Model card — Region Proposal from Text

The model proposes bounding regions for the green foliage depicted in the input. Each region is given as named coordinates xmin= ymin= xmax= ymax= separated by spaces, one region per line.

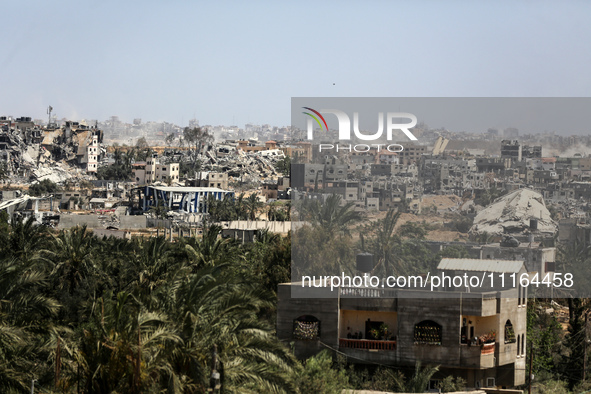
xmin=436 ymin=245 xmax=470 ymax=259
xmin=276 ymin=155 xmax=291 ymax=176
xmin=148 ymin=200 xmax=170 ymax=219
xmin=247 ymin=229 xmax=291 ymax=296
xmin=562 ymin=298 xmax=587 ymax=389
xmin=527 ymin=302 xmax=563 ymax=379
xmin=361 ymin=210 xmax=434 ymax=277
xmin=475 ymin=231 xmax=495 ymax=244
xmin=183 ymin=126 xmax=213 ymax=177
xmin=349 ymin=366 xmax=406 ymax=392
xmin=179 ymin=159 xmax=201 ymax=177
xmin=96 ymin=148 xmax=133 ymax=181
xmin=350 ymin=362 xmax=439 ymax=393
xmin=532 ymin=379 xmax=569 ymax=394
xmin=572 ymin=379 xmax=591 ymax=393
xmin=136 ymin=136 xmax=149 ymax=149
xmin=296 ymin=194 xmax=361 ymax=237
xmin=436 ymin=375 xmax=467 ymax=392
xmin=268 ymin=201 xmax=291 ymax=221
xmin=29 ymin=179 xmax=60 ymax=196
xmin=292 ymin=224 xmax=357 ymax=277
xmin=294 ymin=350 xmax=349 ymax=394
xmin=404 ymin=362 xmax=439 ymax=393
xmin=0 ymin=219 xmax=299 ymax=393
xmin=207 ymin=192 xmax=263 ymax=222
xmin=449 ymin=215 xmax=473 ymax=233
xmin=557 ymin=241 xmax=591 ymax=290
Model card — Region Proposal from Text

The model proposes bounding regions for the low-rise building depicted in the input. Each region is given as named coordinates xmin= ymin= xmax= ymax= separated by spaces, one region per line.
xmin=133 ymin=185 xmax=233 ymax=213
xmin=277 ymin=258 xmax=528 ymax=389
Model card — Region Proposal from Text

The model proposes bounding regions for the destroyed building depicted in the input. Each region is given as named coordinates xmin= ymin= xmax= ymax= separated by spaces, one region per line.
xmin=0 ymin=116 xmax=104 ymax=180
xmin=470 ymin=188 xmax=557 ymax=236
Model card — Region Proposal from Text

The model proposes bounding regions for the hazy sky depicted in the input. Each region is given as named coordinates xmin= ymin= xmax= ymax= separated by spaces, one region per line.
xmin=2 ymin=1 xmax=591 ymax=127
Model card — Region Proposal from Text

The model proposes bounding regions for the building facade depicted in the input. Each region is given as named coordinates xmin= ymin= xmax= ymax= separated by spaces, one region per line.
xmin=277 ymin=259 xmax=528 ymax=389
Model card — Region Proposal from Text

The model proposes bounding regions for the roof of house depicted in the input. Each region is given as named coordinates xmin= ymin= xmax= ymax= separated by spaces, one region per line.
xmin=437 ymin=258 xmax=525 ymax=273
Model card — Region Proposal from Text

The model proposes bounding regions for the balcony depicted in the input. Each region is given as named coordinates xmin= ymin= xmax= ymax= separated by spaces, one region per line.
xmin=481 ymin=342 xmax=495 ymax=355
xmin=339 ymin=338 xmax=396 ymax=351
xmin=459 ymin=343 xmax=496 ymax=368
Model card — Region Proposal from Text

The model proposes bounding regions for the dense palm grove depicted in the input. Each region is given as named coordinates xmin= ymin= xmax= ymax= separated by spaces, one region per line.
xmin=0 ymin=213 xmax=296 ymax=393
xmin=4 ymin=196 xmax=591 ymax=393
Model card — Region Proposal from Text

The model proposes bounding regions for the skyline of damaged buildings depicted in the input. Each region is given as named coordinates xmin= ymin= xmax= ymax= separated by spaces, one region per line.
xmin=1 ymin=112 xmax=591 ymax=240
xmin=2 ymin=111 xmax=591 ymax=389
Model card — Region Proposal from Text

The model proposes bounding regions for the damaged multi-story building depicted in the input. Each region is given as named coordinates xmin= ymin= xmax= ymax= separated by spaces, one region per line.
xmin=0 ymin=116 xmax=104 ymax=178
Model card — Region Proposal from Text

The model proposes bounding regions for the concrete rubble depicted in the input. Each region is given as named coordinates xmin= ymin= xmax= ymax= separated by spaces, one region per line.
xmin=470 ymin=188 xmax=557 ymax=235
xmin=191 ymin=145 xmax=283 ymax=186
xmin=0 ymin=117 xmax=102 ymax=185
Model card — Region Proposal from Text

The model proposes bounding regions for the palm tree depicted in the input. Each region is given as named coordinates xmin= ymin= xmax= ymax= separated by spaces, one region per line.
xmin=403 ymin=362 xmax=440 ymax=393
xmin=245 ymin=193 xmax=263 ymax=221
xmin=367 ymin=209 xmax=402 ymax=277
xmin=170 ymin=265 xmax=298 ymax=392
xmin=251 ymin=230 xmax=291 ymax=295
xmin=234 ymin=192 xmax=248 ymax=220
xmin=49 ymin=225 xmax=97 ymax=295
xmin=207 ymin=193 xmax=243 ymax=222
xmin=113 ymin=148 xmax=123 ymax=166
xmin=302 ymin=194 xmax=360 ymax=237
xmin=126 ymin=236 xmax=176 ymax=309
xmin=5 ymin=216 xmax=51 ymax=263
xmin=268 ymin=201 xmax=291 ymax=221
xmin=0 ymin=257 xmax=60 ymax=393
xmin=183 ymin=224 xmax=242 ymax=269
xmin=75 ymin=291 xmax=181 ymax=393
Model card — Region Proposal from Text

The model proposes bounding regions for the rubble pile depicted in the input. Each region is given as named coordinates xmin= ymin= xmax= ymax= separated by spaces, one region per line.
xmin=470 ymin=188 xmax=557 ymax=235
xmin=32 ymin=165 xmax=74 ymax=183
xmin=0 ymin=120 xmax=103 ymax=186
xmin=198 ymin=148 xmax=282 ymax=186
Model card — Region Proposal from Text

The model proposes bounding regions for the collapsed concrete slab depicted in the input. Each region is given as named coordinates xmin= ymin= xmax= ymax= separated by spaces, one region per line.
xmin=470 ymin=188 xmax=556 ymax=235
xmin=32 ymin=165 xmax=73 ymax=183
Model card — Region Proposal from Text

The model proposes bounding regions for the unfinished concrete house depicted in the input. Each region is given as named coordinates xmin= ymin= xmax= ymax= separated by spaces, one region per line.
xmin=277 ymin=258 xmax=527 ymax=390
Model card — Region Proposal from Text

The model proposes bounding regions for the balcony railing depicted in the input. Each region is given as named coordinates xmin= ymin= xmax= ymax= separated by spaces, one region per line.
xmin=340 ymin=287 xmax=397 ymax=298
xmin=339 ymin=338 xmax=396 ymax=351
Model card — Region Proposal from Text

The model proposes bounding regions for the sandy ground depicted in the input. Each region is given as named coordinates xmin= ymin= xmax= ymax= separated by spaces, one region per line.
xmin=360 ymin=210 xmax=469 ymax=243
xmin=421 ymin=194 xmax=464 ymax=211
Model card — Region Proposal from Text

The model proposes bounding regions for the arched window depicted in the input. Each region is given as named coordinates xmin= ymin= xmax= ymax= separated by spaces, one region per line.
xmin=505 ymin=320 xmax=516 ymax=343
xmin=521 ymin=334 xmax=525 ymax=355
xmin=293 ymin=315 xmax=321 ymax=340
xmin=414 ymin=320 xmax=442 ymax=345
xmin=517 ymin=335 xmax=520 ymax=357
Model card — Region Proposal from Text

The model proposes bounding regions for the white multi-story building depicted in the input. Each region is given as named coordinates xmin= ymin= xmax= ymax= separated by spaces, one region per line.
xmin=133 ymin=154 xmax=180 ymax=184
xmin=86 ymin=134 xmax=99 ymax=173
